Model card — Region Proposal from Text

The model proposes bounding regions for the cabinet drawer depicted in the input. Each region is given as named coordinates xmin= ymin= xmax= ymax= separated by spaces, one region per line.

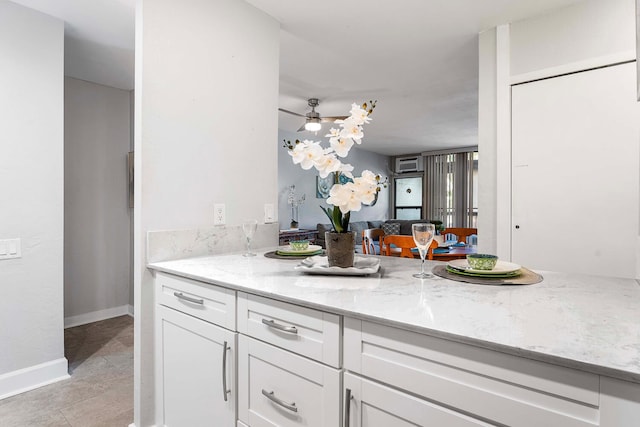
xmin=156 ymin=272 xmax=236 ymax=330
xmin=238 ymin=335 xmax=340 ymax=427
xmin=345 ymin=318 xmax=600 ymax=427
xmin=237 ymin=293 xmax=340 ymax=367
xmin=344 ymin=372 xmax=493 ymax=427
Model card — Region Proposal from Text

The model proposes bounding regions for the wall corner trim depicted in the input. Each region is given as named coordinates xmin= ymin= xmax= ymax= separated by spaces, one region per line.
xmin=0 ymin=358 xmax=69 ymax=400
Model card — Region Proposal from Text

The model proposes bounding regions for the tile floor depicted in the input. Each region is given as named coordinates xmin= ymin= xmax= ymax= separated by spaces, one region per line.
xmin=0 ymin=315 xmax=134 ymax=427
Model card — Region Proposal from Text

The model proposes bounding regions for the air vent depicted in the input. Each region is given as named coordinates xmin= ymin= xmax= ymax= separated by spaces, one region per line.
xmin=395 ymin=157 xmax=423 ymax=173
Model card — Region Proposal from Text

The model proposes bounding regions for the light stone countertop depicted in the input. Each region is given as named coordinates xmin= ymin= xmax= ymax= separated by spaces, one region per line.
xmin=148 ymin=251 xmax=640 ymax=383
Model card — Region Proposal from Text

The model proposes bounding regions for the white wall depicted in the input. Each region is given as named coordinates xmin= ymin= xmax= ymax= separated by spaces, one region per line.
xmin=278 ymin=129 xmax=391 ymax=231
xmin=64 ymin=77 xmax=132 ymax=326
xmin=134 ymin=0 xmax=279 ymax=424
xmin=0 ymin=0 xmax=67 ymax=397
xmin=510 ymin=0 xmax=636 ymax=76
xmin=478 ymin=0 xmax=638 ymax=258
xmin=477 ymin=28 xmax=498 ymax=255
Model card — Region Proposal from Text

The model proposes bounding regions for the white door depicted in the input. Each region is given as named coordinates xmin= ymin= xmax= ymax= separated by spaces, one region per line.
xmin=511 ymin=62 xmax=639 ymax=277
xmin=157 ymin=305 xmax=236 ymax=427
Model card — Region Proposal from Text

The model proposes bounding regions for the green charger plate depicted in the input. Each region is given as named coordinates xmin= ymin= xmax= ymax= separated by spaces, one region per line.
xmin=446 ymin=265 xmax=521 ymax=279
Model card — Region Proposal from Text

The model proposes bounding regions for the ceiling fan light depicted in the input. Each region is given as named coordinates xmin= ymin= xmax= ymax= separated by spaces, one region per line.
xmin=305 ymin=121 xmax=322 ymax=132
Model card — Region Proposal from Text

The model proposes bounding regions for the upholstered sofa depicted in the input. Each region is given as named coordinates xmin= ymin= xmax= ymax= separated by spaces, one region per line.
xmin=316 ymin=219 xmax=428 ymax=252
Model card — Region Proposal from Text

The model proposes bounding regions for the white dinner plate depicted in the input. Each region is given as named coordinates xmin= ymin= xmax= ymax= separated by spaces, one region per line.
xmin=447 ymin=259 xmax=521 ymax=275
xmin=277 ymin=244 xmax=322 ymax=255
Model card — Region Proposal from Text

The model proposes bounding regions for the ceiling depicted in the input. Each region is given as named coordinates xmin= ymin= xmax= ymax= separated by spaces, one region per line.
xmin=10 ymin=0 xmax=135 ymax=90
xmin=10 ymin=0 xmax=584 ymax=155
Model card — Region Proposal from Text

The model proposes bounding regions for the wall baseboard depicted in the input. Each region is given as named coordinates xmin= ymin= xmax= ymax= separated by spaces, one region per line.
xmin=0 ymin=357 xmax=69 ymax=400
xmin=127 ymin=304 xmax=135 ymax=317
xmin=64 ymin=305 xmax=132 ymax=329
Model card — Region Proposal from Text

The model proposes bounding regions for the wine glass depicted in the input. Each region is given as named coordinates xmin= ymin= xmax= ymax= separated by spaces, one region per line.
xmin=412 ymin=223 xmax=435 ymax=279
xmin=242 ymin=220 xmax=258 ymax=257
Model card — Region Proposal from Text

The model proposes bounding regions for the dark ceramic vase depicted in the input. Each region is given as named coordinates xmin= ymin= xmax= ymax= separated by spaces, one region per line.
xmin=325 ymin=231 xmax=356 ymax=267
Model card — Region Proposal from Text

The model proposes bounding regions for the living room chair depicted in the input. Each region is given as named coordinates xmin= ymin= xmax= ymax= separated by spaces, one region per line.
xmin=442 ymin=227 xmax=477 ymax=244
xmin=380 ymin=235 xmax=417 ymax=258
xmin=362 ymin=228 xmax=385 ymax=255
xmin=426 ymin=239 xmax=439 ymax=260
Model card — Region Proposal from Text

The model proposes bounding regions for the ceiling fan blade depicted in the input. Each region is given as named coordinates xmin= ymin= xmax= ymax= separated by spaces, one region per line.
xmin=279 ymin=108 xmax=306 ymax=118
xmin=296 ymin=123 xmax=307 ymax=132
xmin=320 ymin=115 xmax=349 ymax=123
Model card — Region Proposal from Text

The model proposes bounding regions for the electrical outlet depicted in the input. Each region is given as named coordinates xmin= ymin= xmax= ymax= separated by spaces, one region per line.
xmin=264 ymin=203 xmax=275 ymax=223
xmin=214 ymin=203 xmax=225 ymax=225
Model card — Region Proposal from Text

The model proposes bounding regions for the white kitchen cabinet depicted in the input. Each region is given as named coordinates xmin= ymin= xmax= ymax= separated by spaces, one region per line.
xmin=156 ymin=305 xmax=237 ymax=427
xmin=345 ymin=318 xmax=601 ymax=427
xmin=343 ymin=372 xmax=492 ymax=427
xmin=151 ymin=267 xmax=640 ymax=427
xmin=237 ymin=334 xmax=341 ymax=427
xmin=155 ymin=272 xmax=237 ymax=427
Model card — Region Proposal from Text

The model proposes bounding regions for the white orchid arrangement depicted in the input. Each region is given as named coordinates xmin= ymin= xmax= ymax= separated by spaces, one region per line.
xmin=287 ymin=101 xmax=378 ymax=233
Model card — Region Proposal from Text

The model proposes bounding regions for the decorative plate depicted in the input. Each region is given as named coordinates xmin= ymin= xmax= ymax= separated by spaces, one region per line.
xmin=445 ymin=265 xmax=521 ymax=279
xmin=294 ymin=256 xmax=380 ymax=276
xmin=276 ymin=244 xmax=323 ymax=256
xmin=447 ymin=259 xmax=521 ymax=275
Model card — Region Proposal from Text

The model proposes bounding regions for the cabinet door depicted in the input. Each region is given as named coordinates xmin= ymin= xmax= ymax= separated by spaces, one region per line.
xmin=511 ymin=62 xmax=639 ymax=277
xmin=343 ymin=373 xmax=493 ymax=427
xmin=156 ymin=305 xmax=236 ymax=427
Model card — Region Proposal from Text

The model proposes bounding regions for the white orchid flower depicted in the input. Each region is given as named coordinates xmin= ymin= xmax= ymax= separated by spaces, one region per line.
xmin=330 ymin=136 xmax=354 ymax=157
xmin=353 ymin=172 xmax=378 ymax=205
xmin=340 ymin=119 xmax=364 ymax=143
xmin=349 ymin=103 xmax=372 ymax=125
xmin=325 ymin=128 xmax=340 ymax=138
xmin=287 ymin=100 xmax=379 ymax=231
xmin=314 ymin=153 xmax=342 ymax=178
xmin=327 ymin=182 xmax=363 ymax=213
xmin=289 ymin=140 xmax=324 ymax=170
xmin=338 ymin=163 xmax=354 ymax=178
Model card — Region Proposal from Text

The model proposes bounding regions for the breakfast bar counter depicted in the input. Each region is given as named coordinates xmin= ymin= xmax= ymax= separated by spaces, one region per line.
xmin=148 ymin=251 xmax=640 ymax=384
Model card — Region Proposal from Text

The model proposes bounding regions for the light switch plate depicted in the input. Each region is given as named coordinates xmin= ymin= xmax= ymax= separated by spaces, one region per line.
xmin=0 ymin=238 xmax=21 ymax=260
xmin=264 ymin=203 xmax=275 ymax=223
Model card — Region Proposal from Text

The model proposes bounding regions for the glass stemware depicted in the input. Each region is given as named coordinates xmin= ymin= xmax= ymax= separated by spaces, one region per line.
xmin=412 ymin=223 xmax=435 ymax=278
xmin=242 ymin=220 xmax=258 ymax=257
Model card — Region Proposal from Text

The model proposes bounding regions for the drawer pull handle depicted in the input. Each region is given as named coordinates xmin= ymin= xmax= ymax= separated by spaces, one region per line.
xmin=222 ymin=341 xmax=230 ymax=402
xmin=261 ymin=318 xmax=298 ymax=334
xmin=261 ymin=389 xmax=298 ymax=413
xmin=345 ymin=388 xmax=353 ymax=427
xmin=173 ymin=292 xmax=204 ymax=305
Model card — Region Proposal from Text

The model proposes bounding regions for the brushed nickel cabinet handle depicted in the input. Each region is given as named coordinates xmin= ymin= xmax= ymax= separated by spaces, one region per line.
xmin=222 ymin=341 xmax=230 ymax=402
xmin=345 ymin=388 xmax=353 ymax=427
xmin=261 ymin=318 xmax=298 ymax=334
xmin=261 ymin=389 xmax=298 ymax=412
xmin=173 ymin=292 xmax=203 ymax=305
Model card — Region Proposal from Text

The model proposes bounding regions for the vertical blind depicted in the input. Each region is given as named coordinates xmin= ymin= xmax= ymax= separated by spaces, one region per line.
xmin=424 ymin=152 xmax=477 ymax=228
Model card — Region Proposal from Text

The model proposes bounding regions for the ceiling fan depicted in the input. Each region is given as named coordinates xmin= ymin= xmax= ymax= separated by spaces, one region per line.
xmin=278 ymin=98 xmax=348 ymax=132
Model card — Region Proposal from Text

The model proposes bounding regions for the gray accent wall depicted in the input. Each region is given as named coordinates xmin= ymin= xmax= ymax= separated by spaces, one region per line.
xmin=64 ymin=77 xmax=132 ymax=322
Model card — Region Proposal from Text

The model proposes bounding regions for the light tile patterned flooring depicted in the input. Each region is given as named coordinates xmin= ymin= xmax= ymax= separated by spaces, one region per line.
xmin=0 ymin=315 xmax=134 ymax=427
